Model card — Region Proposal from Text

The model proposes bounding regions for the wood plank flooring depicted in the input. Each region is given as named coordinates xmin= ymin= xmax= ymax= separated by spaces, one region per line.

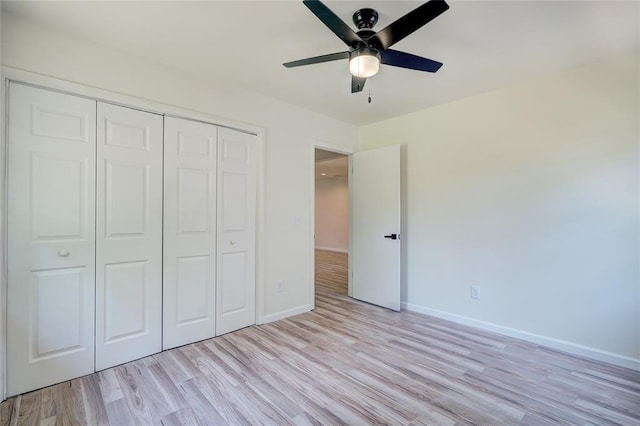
xmin=2 ymin=249 xmax=639 ymax=425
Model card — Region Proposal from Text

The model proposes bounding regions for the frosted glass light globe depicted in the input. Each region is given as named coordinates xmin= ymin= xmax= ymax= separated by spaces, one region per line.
xmin=349 ymin=49 xmax=381 ymax=78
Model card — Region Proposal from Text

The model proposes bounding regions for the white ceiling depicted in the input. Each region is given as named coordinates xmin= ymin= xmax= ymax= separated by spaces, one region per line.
xmin=3 ymin=1 xmax=638 ymax=126
xmin=316 ymin=155 xmax=349 ymax=179
xmin=316 ymin=148 xmax=346 ymax=162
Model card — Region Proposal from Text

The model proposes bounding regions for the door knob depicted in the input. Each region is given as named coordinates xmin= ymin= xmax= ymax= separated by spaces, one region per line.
xmin=384 ymin=234 xmax=398 ymax=240
xmin=58 ymin=249 xmax=70 ymax=257
xmin=230 ymin=240 xmax=236 ymax=245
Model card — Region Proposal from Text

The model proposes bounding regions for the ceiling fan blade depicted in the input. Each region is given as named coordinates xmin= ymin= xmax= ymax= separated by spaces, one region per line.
xmin=351 ymin=76 xmax=366 ymax=93
xmin=283 ymin=51 xmax=350 ymax=68
xmin=303 ymin=0 xmax=364 ymax=47
xmin=381 ymin=49 xmax=443 ymax=73
xmin=370 ymin=0 xmax=449 ymax=50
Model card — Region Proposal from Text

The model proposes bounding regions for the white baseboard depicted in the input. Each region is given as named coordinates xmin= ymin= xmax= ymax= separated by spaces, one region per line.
xmin=260 ymin=304 xmax=312 ymax=324
xmin=402 ymin=302 xmax=640 ymax=371
xmin=315 ymin=246 xmax=348 ymax=253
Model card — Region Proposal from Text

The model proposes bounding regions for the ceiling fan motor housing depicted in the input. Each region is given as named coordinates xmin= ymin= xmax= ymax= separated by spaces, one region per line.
xmin=350 ymin=46 xmax=381 ymax=61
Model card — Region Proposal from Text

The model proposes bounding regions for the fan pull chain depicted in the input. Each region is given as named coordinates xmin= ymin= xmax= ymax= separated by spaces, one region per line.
xmin=368 ymin=90 xmax=372 ymax=104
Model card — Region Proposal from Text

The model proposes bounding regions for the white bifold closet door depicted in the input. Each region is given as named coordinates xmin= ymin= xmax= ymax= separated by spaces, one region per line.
xmin=163 ymin=117 xmax=217 ymax=350
xmin=6 ymin=83 xmax=256 ymax=395
xmin=7 ymin=83 xmax=97 ymax=396
xmin=95 ymin=103 xmax=163 ymax=370
xmin=216 ymin=127 xmax=257 ymax=335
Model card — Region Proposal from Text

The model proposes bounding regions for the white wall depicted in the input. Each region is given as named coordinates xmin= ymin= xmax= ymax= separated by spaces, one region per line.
xmin=360 ymin=52 xmax=640 ymax=365
xmin=0 ymin=11 xmax=358 ymax=323
xmin=315 ymin=176 xmax=349 ymax=252
xmin=0 ymin=5 xmax=5 ymax=400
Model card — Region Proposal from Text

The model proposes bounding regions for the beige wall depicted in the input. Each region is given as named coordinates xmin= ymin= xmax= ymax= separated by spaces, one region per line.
xmin=360 ymin=52 xmax=639 ymax=363
xmin=315 ymin=176 xmax=349 ymax=252
xmin=0 ymin=11 xmax=358 ymax=324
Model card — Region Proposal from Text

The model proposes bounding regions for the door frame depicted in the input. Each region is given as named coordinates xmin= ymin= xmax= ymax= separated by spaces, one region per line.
xmin=0 ymin=67 xmax=267 ymax=400
xmin=309 ymin=141 xmax=354 ymax=309
xmin=0 ymin=73 xmax=8 ymax=402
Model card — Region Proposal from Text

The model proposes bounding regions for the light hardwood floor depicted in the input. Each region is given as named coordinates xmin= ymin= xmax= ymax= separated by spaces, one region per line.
xmin=1 ymin=249 xmax=639 ymax=425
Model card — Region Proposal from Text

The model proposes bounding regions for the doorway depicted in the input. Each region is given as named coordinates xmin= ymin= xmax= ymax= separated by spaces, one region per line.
xmin=313 ymin=148 xmax=350 ymax=304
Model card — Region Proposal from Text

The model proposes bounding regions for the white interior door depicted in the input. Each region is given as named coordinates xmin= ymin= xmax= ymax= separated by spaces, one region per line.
xmin=352 ymin=145 xmax=401 ymax=311
xmin=163 ymin=117 xmax=217 ymax=350
xmin=7 ymin=84 xmax=96 ymax=396
xmin=216 ymin=127 xmax=257 ymax=335
xmin=95 ymin=103 xmax=163 ymax=370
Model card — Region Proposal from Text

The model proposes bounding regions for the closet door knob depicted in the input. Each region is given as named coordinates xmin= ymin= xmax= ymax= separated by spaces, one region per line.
xmin=58 ymin=250 xmax=70 ymax=257
xmin=230 ymin=240 xmax=236 ymax=245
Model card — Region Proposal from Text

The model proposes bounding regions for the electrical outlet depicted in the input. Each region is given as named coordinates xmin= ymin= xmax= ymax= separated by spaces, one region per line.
xmin=470 ymin=286 xmax=480 ymax=300
xmin=277 ymin=280 xmax=284 ymax=293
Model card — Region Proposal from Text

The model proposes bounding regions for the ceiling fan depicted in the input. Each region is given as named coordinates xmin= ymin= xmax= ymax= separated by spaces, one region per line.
xmin=283 ymin=0 xmax=450 ymax=93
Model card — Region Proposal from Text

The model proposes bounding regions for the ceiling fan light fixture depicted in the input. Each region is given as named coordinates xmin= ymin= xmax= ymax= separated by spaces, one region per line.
xmin=283 ymin=0 xmax=449 ymax=93
xmin=349 ymin=48 xmax=381 ymax=78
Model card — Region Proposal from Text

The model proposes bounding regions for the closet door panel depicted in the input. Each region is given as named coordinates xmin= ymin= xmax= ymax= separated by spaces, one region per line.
xmin=96 ymin=103 xmax=163 ymax=370
xmin=216 ymin=128 xmax=256 ymax=335
xmin=105 ymin=161 xmax=147 ymax=236
xmin=163 ymin=117 xmax=217 ymax=350
xmin=7 ymin=84 xmax=96 ymax=396
xmin=104 ymin=261 xmax=148 ymax=341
